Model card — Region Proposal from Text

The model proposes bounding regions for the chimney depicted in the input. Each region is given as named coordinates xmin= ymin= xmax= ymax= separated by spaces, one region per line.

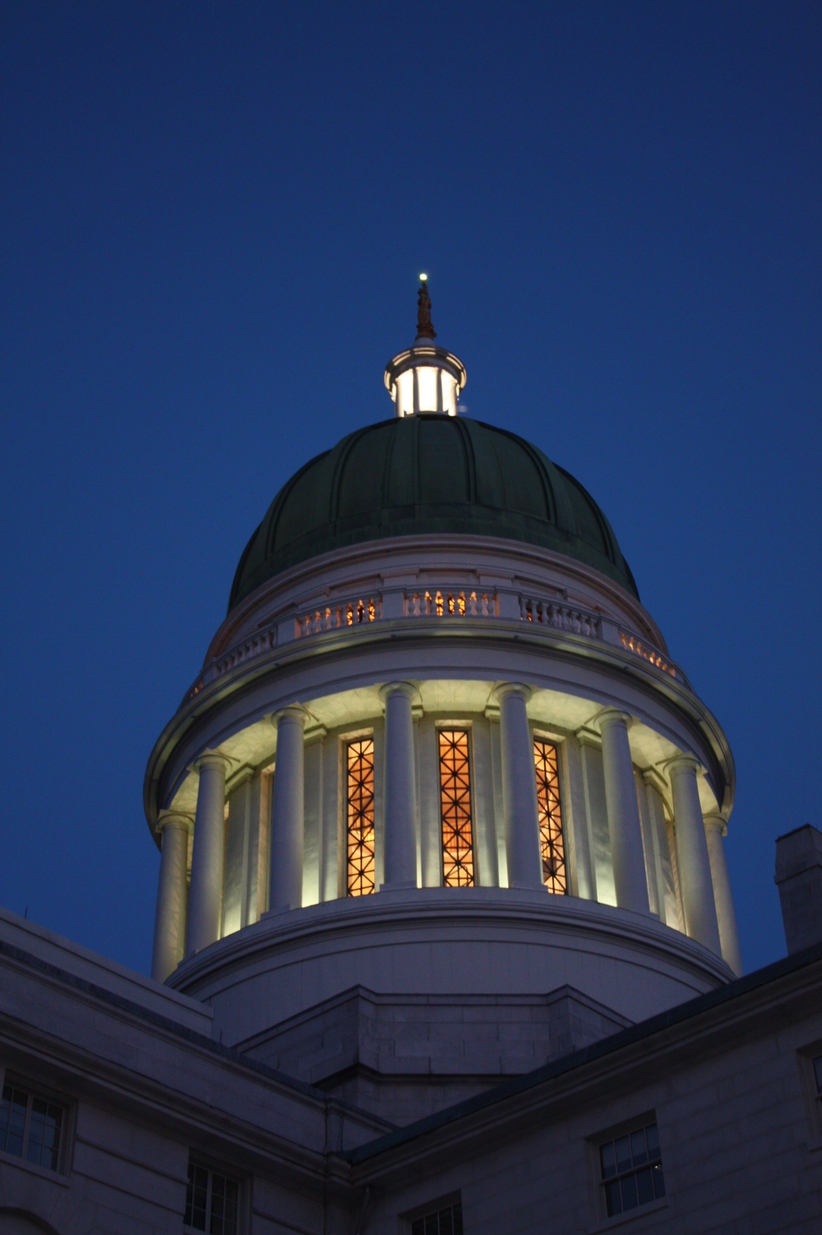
xmin=775 ymin=824 xmax=822 ymax=954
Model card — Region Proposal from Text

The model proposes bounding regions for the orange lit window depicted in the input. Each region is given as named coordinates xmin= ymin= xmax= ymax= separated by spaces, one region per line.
xmin=439 ymin=729 xmax=475 ymax=887
xmin=534 ymin=738 xmax=566 ymax=893
xmin=346 ymin=738 xmax=375 ymax=896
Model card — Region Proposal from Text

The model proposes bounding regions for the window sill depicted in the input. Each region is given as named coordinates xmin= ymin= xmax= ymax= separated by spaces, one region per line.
xmin=0 ymin=1148 xmax=69 ymax=1185
xmin=588 ymin=1197 xmax=669 ymax=1233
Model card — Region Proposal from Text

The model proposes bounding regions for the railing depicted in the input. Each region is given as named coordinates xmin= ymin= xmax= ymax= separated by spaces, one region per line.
xmin=181 ymin=585 xmax=683 ymax=706
xmin=406 ymin=589 xmax=497 ymax=618
xmin=296 ymin=596 xmax=381 ymax=638
xmin=619 ymin=631 xmax=676 ymax=678
xmin=214 ymin=628 xmax=277 ymax=675
xmin=520 ymin=597 xmax=600 ymax=638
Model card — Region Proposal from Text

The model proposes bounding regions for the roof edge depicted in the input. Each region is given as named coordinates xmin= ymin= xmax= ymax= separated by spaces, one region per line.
xmin=342 ymin=940 xmax=820 ymax=1165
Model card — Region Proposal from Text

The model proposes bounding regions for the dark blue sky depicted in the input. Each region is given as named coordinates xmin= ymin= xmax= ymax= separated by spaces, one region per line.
xmin=1 ymin=2 xmax=819 ymax=976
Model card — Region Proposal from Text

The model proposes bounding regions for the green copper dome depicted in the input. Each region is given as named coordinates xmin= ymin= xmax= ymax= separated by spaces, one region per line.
xmin=229 ymin=415 xmax=638 ymax=610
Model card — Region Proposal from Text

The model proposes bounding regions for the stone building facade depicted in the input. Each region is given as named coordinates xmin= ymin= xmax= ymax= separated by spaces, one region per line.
xmin=2 ymin=285 xmax=821 ymax=1233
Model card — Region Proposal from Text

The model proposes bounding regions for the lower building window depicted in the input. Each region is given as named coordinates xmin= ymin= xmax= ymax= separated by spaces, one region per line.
xmin=599 ymin=1121 xmax=665 ymax=1216
xmin=346 ymin=737 xmax=376 ymax=896
xmin=184 ymin=1160 xmax=239 ymax=1235
xmin=411 ymin=1198 xmax=463 ymax=1235
xmin=533 ymin=738 xmax=567 ymax=893
xmin=0 ymin=1081 xmax=63 ymax=1171
xmin=439 ymin=730 xmax=474 ymax=887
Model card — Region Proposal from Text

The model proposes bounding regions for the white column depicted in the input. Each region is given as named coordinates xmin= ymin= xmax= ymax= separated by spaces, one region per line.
xmin=599 ymin=710 xmax=649 ymax=914
xmin=497 ymin=684 xmax=543 ymax=890
xmin=704 ymin=814 xmax=743 ymax=974
xmin=668 ymin=756 xmax=722 ymax=955
xmin=270 ymin=706 xmax=307 ymax=912
xmin=380 ymin=683 xmax=418 ymax=889
xmin=187 ymin=753 xmax=231 ymax=955
xmin=151 ymin=812 xmax=192 ymax=982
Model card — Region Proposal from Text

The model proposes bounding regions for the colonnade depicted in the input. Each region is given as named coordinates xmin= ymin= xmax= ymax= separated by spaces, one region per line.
xmin=151 ymin=685 xmax=742 ymax=982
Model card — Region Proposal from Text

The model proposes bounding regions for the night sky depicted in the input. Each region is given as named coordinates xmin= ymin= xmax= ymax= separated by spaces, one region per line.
xmin=1 ymin=2 xmax=819 ymax=977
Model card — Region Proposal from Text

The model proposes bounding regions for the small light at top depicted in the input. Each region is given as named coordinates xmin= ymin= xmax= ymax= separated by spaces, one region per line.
xmin=419 ymin=272 xmax=428 ymax=282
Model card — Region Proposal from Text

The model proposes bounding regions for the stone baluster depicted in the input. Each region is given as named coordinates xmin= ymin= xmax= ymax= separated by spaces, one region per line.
xmin=269 ymin=706 xmax=307 ymax=912
xmin=380 ymin=683 xmax=418 ymax=889
xmin=704 ymin=813 xmax=743 ymax=974
xmin=187 ymin=752 xmax=232 ymax=956
xmin=151 ymin=811 xmax=192 ymax=982
xmin=668 ymin=756 xmax=722 ymax=955
xmin=599 ymin=710 xmax=650 ymax=914
xmin=496 ymin=684 xmax=543 ymax=890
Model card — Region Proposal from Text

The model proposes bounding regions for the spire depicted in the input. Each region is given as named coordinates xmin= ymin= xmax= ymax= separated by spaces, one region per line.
xmin=384 ymin=277 xmax=466 ymax=418
xmin=416 ymin=274 xmax=436 ymax=341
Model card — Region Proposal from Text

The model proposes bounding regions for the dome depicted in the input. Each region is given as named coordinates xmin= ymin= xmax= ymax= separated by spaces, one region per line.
xmin=229 ymin=415 xmax=638 ymax=610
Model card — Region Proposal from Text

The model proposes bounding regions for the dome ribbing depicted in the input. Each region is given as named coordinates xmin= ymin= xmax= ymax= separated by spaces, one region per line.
xmin=229 ymin=416 xmax=638 ymax=610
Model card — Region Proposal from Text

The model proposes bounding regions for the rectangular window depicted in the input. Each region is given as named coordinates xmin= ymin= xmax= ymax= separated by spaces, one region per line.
xmin=599 ymin=1121 xmax=665 ymax=1217
xmin=184 ymin=1160 xmax=240 ymax=1235
xmin=346 ymin=737 xmax=376 ymax=896
xmin=533 ymin=738 xmax=567 ymax=894
xmin=439 ymin=729 xmax=474 ymax=887
xmin=0 ymin=1082 xmax=64 ymax=1171
xmin=411 ymin=1199 xmax=463 ymax=1235
xmin=814 ymin=1055 xmax=822 ymax=1095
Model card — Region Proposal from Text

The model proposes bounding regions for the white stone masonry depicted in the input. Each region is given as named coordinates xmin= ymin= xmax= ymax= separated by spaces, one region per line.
xmin=269 ymin=706 xmax=307 ymax=911
xmin=599 ymin=710 xmax=650 ymax=915
xmin=669 ymin=755 xmax=722 ymax=955
xmin=151 ymin=811 xmax=191 ymax=981
xmin=187 ymin=753 xmax=231 ymax=955
xmin=380 ymin=682 xmax=418 ymax=889
xmin=497 ymin=684 xmax=543 ymax=890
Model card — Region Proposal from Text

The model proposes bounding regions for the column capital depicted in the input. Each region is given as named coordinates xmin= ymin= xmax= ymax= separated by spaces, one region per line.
xmin=703 ymin=812 xmax=728 ymax=837
xmin=492 ymin=682 xmax=532 ymax=705
xmin=665 ymin=753 xmax=703 ymax=777
xmin=193 ymin=750 xmax=233 ymax=775
xmin=642 ymin=765 xmax=668 ymax=796
xmin=379 ymin=681 xmax=418 ymax=706
xmin=155 ymin=810 xmax=194 ymax=837
xmin=271 ymin=703 xmax=309 ymax=728
xmin=575 ymin=724 xmax=602 ymax=750
xmin=596 ymin=708 xmax=633 ymax=733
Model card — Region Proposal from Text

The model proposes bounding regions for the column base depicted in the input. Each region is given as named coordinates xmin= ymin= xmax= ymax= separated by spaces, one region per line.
xmin=379 ymin=881 xmax=418 ymax=893
xmin=264 ymin=902 xmax=302 ymax=918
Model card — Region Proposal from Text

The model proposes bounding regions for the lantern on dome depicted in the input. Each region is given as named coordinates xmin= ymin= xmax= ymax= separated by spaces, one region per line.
xmin=384 ymin=275 xmax=467 ymax=417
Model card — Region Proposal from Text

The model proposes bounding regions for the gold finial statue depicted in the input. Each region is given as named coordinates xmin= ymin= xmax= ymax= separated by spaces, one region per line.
xmin=416 ymin=274 xmax=436 ymax=341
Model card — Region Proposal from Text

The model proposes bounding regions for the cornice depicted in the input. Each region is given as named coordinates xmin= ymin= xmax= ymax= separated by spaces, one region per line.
xmin=0 ymin=939 xmax=387 ymax=1182
xmin=143 ymin=615 xmax=734 ymax=831
xmin=167 ymin=885 xmax=732 ymax=998
xmin=207 ymin=532 xmax=668 ymax=663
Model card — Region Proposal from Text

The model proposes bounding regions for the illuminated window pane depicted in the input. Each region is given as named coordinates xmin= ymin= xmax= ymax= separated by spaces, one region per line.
xmin=347 ymin=738 xmax=376 ymax=897
xmin=439 ymin=730 xmax=474 ymax=887
xmin=417 ymin=365 xmax=439 ymax=411
xmin=534 ymin=738 xmax=567 ymax=894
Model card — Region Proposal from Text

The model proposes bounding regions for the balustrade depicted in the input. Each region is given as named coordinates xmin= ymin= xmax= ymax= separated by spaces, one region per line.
xmin=180 ymin=585 xmax=682 ymax=709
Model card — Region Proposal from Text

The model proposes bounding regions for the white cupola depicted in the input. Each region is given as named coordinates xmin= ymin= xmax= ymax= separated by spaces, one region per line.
xmin=383 ymin=275 xmax=467 ymax=417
